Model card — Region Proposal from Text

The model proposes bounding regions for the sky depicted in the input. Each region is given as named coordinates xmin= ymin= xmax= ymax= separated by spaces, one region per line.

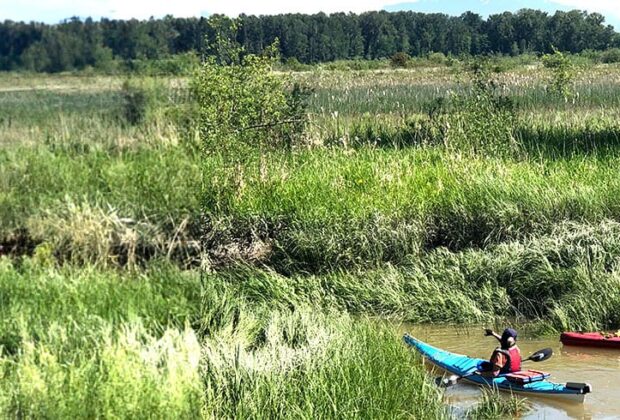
xmin=1 ymin=0 xmax=619 ymax=29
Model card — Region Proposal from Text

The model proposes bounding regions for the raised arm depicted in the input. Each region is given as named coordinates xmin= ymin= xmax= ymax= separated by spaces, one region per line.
xmin=484 ymin=329 xmax=502 ymax=343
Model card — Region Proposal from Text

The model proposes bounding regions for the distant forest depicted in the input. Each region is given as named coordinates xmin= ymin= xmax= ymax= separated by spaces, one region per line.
xmin=1 ymin=9 xmax=619 ymax=72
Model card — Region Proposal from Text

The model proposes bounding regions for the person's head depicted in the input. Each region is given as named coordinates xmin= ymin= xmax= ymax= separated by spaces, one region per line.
xmin=501 ymin=328 xmax=517 ymax=349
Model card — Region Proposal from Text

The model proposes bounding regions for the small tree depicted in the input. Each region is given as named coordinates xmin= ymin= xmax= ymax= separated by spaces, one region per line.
xmin=193 ymin=20 xmax=310 ymax=212
xmin=193 ymin=26 xmax=309 ymax=156
xmin=426 ymin=59 xmax=518 ymax=156
xmin=542 ymin=48 xmax=575 ymax=102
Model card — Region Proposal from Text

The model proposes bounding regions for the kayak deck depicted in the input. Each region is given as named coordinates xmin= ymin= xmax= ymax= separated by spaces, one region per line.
xmin=404 ymin=334 xmax=591 ymax=403
xmin=561 ymin=332 xmax=620 ymax=349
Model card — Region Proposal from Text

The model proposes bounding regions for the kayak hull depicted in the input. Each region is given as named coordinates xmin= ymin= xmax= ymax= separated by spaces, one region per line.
xmin=561 ymin=332 xmax=620 ymax=349
xmin=404 ymin=334 xmax=591 ymax=404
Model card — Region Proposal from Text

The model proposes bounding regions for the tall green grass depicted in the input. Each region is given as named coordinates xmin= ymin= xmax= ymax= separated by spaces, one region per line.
xmin=466 ymin=390 xmax=527 ymax=419
xmin=0 ymin=259 xmax=446 ymax=419
xmin=203 ymin=147 xmax=620 ymax=271
xmin=303 ymin=67 xmax=620 ymax=117
xmin=0 ymin=142 xmax=201 ymax=264
xmin=210 ymin=220 xmax=620 ymax=331
xmin=6 ymin=142 xmax=620 ymax=270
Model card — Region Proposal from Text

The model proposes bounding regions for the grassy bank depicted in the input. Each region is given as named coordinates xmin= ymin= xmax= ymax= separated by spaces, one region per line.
xmin=5 ymin=142 xmax=620 ymax=269
xmin=206 ymin=219 xmax=620 ymax=331
xmin=204 ymin=148 xmax=620 ymax=272
xmin=0 ymin=259 xmax=445 ymax=418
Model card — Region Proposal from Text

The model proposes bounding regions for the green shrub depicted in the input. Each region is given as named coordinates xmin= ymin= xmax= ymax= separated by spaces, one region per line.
xmin=390 ymin=52 xmax=411 ymax=68
xmin=192 ymin=42 xmax=309 ymax=155
xmin=601 ymin=48 xmax=620 ymax=64
xmin=427 ymin=52 xmax=448 ymax=65
xmin=282 ymin=57 xmax=312 ymax=72
xmin=120 ymin=79 xmax=150 ymax=125
xmin=542 ymin=48 xmax=575 ymax=101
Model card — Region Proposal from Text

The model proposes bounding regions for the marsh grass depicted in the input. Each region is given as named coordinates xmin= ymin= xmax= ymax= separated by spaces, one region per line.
xmin=6 ymin=137 xmax=620 ymax=270
xmin=0 ymin=260 xmax=446 ymax=419
xmin=2 ymin=64 xmax=620 ymax=417
xmin=201 ymin=147 xmax=620 ymax=271
xmin=209 ymin=219 xmax=620 ymax=330
xmin=466 ymin=389 xmax=527 ymax=419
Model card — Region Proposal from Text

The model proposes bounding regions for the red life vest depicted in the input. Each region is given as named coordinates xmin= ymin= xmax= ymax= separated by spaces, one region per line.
xmin=493 ymin=346 xmax=522 ymax=374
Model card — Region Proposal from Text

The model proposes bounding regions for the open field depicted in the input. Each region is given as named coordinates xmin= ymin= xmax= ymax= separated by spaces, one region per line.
xmin=2 ymin=61 xmax=620 ymax=417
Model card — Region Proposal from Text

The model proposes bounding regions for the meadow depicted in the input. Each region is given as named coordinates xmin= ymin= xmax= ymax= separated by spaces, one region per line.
xmin=2 ymin=59 xmax=620 ymax=417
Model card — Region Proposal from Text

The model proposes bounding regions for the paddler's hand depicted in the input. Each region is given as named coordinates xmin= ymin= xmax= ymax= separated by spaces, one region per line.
xmin=484 ymin=328 xmax=494 ymax=337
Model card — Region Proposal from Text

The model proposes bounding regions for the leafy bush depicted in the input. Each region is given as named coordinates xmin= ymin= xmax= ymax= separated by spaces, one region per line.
xmin=120 ymin=80 xmax=150 ymax=125
xmin=601 ymin=48 xmax=620 ymax=64
xmin=127 ymin=52 xmax=200 ymax=76
xmin=281 ymin=57 xmax=312 ymax=72
xmin=427 ymin=52 xmax=448 ymax=65
xmin=542 ymin=48 xmax=575 ymax=101
xmin=192 ymin=42 xmax=309 ymax=155
xmin=390 ymin=52 xmax=411 ymax=68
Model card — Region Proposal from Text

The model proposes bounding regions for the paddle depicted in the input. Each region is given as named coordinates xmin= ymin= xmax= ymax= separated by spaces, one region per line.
xmin=436 ymin=347 xmax=553 ymax=388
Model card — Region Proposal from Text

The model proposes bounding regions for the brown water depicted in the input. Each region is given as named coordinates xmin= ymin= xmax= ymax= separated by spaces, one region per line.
xmin=402 ymin=324 xmax=620 ymax=419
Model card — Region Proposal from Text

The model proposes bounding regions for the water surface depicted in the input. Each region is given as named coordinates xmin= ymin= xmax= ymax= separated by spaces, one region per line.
xmin=402 ymin=324 xmax=620 ymax=419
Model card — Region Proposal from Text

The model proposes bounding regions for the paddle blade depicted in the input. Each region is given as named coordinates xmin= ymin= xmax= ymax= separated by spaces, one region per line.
xmin=435 ymin=375 xmax=459 ymax=387
xmin=527 ymin=348 xmax=553 ymax=362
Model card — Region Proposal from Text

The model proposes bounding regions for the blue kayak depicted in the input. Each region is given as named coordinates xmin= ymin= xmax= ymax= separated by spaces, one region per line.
xmin=404 ymin=334 xmax=591 ymax=403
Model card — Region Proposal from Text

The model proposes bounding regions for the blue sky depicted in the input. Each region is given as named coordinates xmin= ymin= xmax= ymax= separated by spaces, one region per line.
xmin=1 ymin=0 xmax=618 ymax=29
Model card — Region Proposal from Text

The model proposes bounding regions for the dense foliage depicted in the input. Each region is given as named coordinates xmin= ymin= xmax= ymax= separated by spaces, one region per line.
xmin=193 ymin=42 xmax=308 ymax=155
xmin=1 ymin=9 xmax=620 ymax=72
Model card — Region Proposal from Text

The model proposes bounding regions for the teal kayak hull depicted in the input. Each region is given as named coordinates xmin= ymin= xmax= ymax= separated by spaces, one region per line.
xmin=404 ymin=334 xmax=591 ymax=403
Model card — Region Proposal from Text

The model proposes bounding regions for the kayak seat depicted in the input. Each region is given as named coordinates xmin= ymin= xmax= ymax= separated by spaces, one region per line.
xmin=503 ymin=370 xmax=551 ymax=384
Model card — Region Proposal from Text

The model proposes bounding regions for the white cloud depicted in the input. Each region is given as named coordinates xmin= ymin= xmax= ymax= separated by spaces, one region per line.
xmin=1 ymin=0 xmax=617 ymax=26
xmin=549 ymin=0 xmax=620 ymax=24
xmin=203 ymin=0 xmax=409 ymax=16
xmin=1 ymin=0 xmax=413 ymax=21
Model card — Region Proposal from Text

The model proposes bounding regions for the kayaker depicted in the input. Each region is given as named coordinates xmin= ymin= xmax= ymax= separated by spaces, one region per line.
xmin=482 ymin=328 xmax=522 ymax=376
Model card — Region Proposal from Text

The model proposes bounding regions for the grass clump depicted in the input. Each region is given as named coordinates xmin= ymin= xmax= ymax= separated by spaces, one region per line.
xmin=466 ymin=389 xmax=527 ymax=419
xmin=1 ymin=324 xmax=205 ymax=419
xmin=199 ymin=313 xmax=446 ymax=419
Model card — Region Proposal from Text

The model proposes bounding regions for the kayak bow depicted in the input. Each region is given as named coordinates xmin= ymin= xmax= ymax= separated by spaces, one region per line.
xmin=561 ymin=332 xmax=620 ymax=349
xmin=404 ymin=334 xmax=591 ymax=403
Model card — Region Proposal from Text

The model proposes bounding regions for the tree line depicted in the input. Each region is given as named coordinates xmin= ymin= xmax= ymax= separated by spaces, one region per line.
xmin=1 ymin=9 xmax=619 ymax=72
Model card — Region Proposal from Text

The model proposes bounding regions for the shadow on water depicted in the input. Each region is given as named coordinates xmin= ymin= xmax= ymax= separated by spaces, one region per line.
xmin=398 ymin=324 xmax=620 ymax=419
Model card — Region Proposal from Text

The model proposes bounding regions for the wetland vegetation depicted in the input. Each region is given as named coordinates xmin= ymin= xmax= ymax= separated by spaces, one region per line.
xmin=2 ymin=50 xmax=620 ymax=417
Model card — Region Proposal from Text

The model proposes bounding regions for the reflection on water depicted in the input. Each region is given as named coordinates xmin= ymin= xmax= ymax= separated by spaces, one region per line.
xmin=400 ymin=324 xmax=620 ymax=419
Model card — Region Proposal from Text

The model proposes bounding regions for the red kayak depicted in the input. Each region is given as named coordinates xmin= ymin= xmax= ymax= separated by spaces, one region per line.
xmin=561 ymin=332 xmax=620 ymax=349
